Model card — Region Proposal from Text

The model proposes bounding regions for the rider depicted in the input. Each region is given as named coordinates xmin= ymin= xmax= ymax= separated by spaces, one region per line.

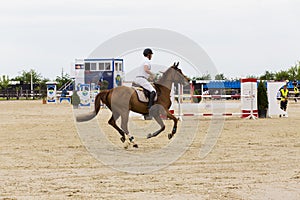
xmin=135 ymin=48 xmax=156 ymax=110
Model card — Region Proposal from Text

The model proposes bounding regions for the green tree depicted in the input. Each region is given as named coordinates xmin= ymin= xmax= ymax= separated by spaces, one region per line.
xmin=246 ymin=75 xmax=258 ymax=79
xmin=257 ymin=80 xmax=268 ymax=118
xmin=215 ymin=73 xmax=226 ymax=80
xmin=288 ymin=66 xmax=298 ymax=81
xmin=13 ymin=69 xmax=42 ymax=84
xmin=260 ymin=70 xmax=275 ymax=80
xmin=36 ymin=78 xmax=50 ymax=98
xmin=296 ymin=61 xmax=300 ymax=80
xmin=192 ymin=73 xmax=211 ymax=80
xmin=0 ymin=75 xmax=10 ymax=90
xmin=289 ymin=61 xmax=300 ymax=81
xmin=55 ymin=72 xmax=72 ymax=90
xmin=275 ymin=70 xmax=289 ymax=81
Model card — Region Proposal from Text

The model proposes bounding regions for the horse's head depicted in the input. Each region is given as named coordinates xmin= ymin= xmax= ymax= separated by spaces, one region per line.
xmin=169 ymin=62 xmax=190 ymax=85
xmin=157 ymin=62 xmax=190 ymax=89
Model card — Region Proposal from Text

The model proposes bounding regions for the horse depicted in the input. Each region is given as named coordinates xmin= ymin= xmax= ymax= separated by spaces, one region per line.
xmin=76 ymin=62 xmax=189 ymax=148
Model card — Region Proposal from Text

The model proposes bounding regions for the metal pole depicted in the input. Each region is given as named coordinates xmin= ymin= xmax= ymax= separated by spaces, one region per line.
xmin=178 ymin=83 xmax=182 ymax=120
xmin=31 ymin=71 xmax=33 ymax=99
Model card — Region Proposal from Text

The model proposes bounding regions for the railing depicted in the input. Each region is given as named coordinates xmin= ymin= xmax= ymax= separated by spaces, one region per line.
xmin=58 ymin=79 xmax=75 ymax=91
xmin=0 ymin=89 xmax=46 ymax=100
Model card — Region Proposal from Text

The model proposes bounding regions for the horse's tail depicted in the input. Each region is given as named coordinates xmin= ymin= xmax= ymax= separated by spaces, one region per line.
xmin=76 ymin=90 xmax=110 ymax=122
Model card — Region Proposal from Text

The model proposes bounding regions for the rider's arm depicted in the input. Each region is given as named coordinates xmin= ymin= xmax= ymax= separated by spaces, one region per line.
xmin=144 ymin=65 xmax=154 ymax=76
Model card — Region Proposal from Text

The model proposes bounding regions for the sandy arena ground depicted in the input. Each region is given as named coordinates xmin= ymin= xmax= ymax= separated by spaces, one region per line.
xmin=0 ymin=100 xmax=300 ymax=199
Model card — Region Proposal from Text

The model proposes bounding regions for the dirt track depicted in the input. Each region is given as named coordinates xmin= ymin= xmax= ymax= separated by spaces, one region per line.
xmin=1 ymin=100 xmax=300 ymax=199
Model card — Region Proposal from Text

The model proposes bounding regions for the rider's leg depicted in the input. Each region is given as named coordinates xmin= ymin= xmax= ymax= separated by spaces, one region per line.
xmin=135 ymin=77 xmax=156 ymax=109
xmin=148 ymin=91 xmax=156 ymax=109
xmin=142 ymin=81 xmax=156 ymax=109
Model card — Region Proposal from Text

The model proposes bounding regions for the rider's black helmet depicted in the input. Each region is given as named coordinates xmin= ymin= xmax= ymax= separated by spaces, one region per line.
xmin=143 ymin=48 xmax=153 ymax=57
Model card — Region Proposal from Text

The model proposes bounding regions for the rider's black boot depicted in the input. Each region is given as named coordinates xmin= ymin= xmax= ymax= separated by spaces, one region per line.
xmin=147 ymin=91 xmax=156 ymax=110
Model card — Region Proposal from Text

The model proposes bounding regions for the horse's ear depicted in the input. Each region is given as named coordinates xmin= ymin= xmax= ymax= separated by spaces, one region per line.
xmin=176 ymin=62 xmax=179 ymax=68
xmin=173 ymin=62 xmax=176 ymax=67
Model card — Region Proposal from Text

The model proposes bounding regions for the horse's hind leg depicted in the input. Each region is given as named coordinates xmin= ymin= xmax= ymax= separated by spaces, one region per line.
xmin=147 ymin=106 xmax=165 ymax=139
xmin=108 ymin=113 xmax=126 ymax=143
xmin=120 ymin=111 xmax=138 ymax=148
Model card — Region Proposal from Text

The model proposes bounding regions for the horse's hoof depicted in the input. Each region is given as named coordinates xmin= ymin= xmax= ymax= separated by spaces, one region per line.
xmin=147 ymin=133 xmax=152 ymax=139
xmin=133 ymin=144 xmax=138 ymax=148
xmin=172 ymin=128 xmax=177 ymax=135
xmin=120 ymin=137 xmax=126 ymax=143
xmin=168 ymin=133 xmax=173 ymax=140
xmin=124 ymin=141 xmax=130 ymax=149
xmin=129 ymin=136 xmax=135 ymax=143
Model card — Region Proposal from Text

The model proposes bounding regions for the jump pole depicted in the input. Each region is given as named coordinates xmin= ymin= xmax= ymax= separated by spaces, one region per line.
xmin=241 ymin=78 xmax=257 ymax=119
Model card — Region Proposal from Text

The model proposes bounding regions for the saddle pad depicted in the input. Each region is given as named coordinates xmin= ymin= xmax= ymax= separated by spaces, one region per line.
xmin=133 ymin=87 xmax=157 ymax=103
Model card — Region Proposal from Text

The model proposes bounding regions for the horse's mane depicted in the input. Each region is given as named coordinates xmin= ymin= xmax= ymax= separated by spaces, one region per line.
xmin=156 ymin=66 xmax=174 ymax=82
xmin=153 ymin=66 xmax=179 ymax=94
xmin=155 ymin=66 xmax=183 ymax=84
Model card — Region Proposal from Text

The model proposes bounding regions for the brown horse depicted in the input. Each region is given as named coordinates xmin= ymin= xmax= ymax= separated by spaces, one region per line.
xmin=76 ymin=62 xmax=189 ymax=148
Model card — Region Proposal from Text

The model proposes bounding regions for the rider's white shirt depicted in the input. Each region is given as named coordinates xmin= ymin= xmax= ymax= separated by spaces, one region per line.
xmin=137 ymin=57 xmax=151 ymax=79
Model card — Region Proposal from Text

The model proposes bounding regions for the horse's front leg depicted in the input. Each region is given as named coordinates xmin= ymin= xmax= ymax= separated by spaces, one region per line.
xmin=166 ymin=110 xmax=178 ymax=139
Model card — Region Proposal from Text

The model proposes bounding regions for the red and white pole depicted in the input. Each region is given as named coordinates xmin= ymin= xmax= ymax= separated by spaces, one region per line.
xmin=241 ymin=78 xmax=258 ymax=118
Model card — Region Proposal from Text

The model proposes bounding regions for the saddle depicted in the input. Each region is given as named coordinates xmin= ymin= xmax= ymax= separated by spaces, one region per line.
xmin=132 ymin=82 xmax=157 ymax=103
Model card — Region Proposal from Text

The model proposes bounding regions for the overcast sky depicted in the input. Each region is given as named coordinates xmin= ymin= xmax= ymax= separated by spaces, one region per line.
xmin=0 ymin=0 xmax=299 ymax=80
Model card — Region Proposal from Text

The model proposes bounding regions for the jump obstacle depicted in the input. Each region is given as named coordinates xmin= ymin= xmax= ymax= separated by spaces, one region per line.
xmin=46 ymin=82 xmax=99 ymax=107
xmin=172 ymin=79 xmax=289 ymax=119
xmin=173 ymin=78 xmax=258 ymax=119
